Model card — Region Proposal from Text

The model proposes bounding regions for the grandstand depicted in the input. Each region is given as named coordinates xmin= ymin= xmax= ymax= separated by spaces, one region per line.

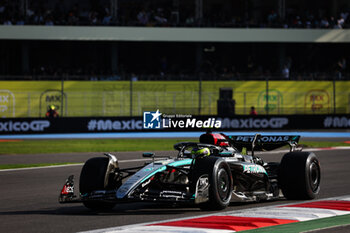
xmin=0 ymin=0 xmax=350 ymax=118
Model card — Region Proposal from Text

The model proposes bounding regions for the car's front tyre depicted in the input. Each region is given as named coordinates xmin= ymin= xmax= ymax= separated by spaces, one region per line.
xmin=79 ymin=157 xmax=116 ymax=211
xmin=192 ymin=157 xmax=233 ymax=210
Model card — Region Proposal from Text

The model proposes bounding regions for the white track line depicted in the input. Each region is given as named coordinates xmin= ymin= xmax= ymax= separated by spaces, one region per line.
xmin=2 ymin=146 xmax=350 ymax=172
xmin=0 ymin=163 xmax=84 ymax=172
xmin=0 ymin=158 xmax=153 ymax=172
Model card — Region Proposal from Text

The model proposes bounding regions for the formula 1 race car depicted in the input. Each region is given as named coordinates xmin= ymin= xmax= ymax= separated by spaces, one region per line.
xmin=59 ymin=132 xmax=321 ymax=211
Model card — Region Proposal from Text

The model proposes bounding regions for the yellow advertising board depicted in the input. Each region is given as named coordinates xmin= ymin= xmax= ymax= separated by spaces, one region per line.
xmin=0 ymin=81 xmax=348 ymax=117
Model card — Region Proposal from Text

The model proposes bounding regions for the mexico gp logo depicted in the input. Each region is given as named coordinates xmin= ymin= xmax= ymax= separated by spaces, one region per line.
xmin=40 ymin=90 xmax=67 ymax=117
xmin=305 ymin=90 xmax=330 ymax=113
xmin=257 ymin=89 xmax=283 ymax=114
xmin=143 ymin=109 xmax=162 ymax=129
xmin=0 ymin=90 xmax=15 ymax=117
xmin=0 ymin=120 xmax=50 ymax=132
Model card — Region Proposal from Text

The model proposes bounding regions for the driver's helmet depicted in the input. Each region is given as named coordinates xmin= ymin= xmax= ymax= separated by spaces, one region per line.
xmin=191 ymin=147 xmax=210 ymax=157
xmin=50 ymin=105 xmax=56 ymax=110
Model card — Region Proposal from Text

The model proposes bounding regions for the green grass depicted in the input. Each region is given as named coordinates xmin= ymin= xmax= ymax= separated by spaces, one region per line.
xmin=299 ymin=141 xmax=350 ymax=148
xmin=240 ymin=214 xmax=350 ymax=233
xmin=0 ymin=139 xmax=348 ymax=155
xmin=0 ymin=163 xmax=80 ymax=170
xmin=0 ymin=138 xmax=191 ymax=154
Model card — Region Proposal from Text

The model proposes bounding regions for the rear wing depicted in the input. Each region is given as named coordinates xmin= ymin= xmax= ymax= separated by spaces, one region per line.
xmin=227 ymin=135 xmax=300 ymax=152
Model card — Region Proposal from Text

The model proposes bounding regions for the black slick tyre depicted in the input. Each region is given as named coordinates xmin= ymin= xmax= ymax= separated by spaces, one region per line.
xmin=192 ymin=157 xmax=233 ymax=210
xmin=278 ymin=152 xmax=321 ymax=200
xmin=79 ymin=157 xmax=116 ymax=211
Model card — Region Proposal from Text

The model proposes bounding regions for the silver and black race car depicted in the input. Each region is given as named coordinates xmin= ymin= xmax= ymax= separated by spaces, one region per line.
xmin=59 ymin=132 xmax=321 ymax=211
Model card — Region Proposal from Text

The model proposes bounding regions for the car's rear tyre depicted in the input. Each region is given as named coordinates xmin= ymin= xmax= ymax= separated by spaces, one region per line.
xmin=79 ymin=157 xmax=116 ymax=211
xmin=278 ymin=152 xmax=321 ymax=200
xmin=192 ymin=157 xmax=233 ymax=210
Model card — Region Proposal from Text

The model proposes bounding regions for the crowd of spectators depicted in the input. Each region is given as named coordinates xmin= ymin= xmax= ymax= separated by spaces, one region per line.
xmin=29 ymin=55 xmax=349 ymax=81
xmin=0 ymin=0 xmax=113 ymax=26
xmin=1 ymin=0 xmax=350 ymax=80
xmin=1 ymin=0 xmax=350 ymax=29
xmin=268 ymin=10 xmax=350 ymax=29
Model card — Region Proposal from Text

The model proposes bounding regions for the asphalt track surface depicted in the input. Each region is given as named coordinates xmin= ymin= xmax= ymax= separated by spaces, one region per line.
xmin=0 ymin=148 xmax=350 ymax=233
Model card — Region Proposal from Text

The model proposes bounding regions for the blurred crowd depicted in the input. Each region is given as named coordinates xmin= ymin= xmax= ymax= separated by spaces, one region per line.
xmin=0 ymin=0 xmax=112 ymax=26
xmin=1 ymin=0 xmax=350 ymax=28
xmin=1 ymin=0 xmax=349 ymax=81
xmin=30 ymin=55 xmax=348 ymax=81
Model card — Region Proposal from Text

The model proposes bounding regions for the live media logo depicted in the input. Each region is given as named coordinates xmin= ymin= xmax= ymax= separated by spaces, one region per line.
xmin=143 ymin=109 xmax=221 ymax=129
xmin=143 ymin=110 xmax=162 ymax=129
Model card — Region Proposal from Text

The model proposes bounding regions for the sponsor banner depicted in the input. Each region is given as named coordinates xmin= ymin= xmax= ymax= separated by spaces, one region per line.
xmin=2 ymin=80 xmax=349 ymax=117
xmin=0 ymin=114 xmax=350 ymax=134
xmin=87 ymin=118 xmax=143 ymax=131
xmin=0 ymin=120 xmax=50 ymax=132
xmin=218 ymin=117 xmax=288 ymax=129
xmin=0 ymin=117 xmax=144 ymax=134
xmin=323 ymin=116 xmax=350 ymax=128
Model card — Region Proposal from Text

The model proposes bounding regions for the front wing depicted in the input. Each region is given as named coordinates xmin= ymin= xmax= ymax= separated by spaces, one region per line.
xmin=59 ymin=175 xmax=202 ymax=204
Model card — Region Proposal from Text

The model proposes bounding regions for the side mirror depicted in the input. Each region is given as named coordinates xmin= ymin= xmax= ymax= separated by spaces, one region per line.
xmin=142 ymin=152 xmax=155 ymax=158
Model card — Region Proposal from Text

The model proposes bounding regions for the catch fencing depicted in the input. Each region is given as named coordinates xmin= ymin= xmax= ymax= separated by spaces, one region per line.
xmin=0 ymin=80 xmax=349 ymax=117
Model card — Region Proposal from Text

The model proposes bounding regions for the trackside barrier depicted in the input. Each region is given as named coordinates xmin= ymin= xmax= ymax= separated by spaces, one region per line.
xmin=0 ymin=114 xmax=349 ymax=134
